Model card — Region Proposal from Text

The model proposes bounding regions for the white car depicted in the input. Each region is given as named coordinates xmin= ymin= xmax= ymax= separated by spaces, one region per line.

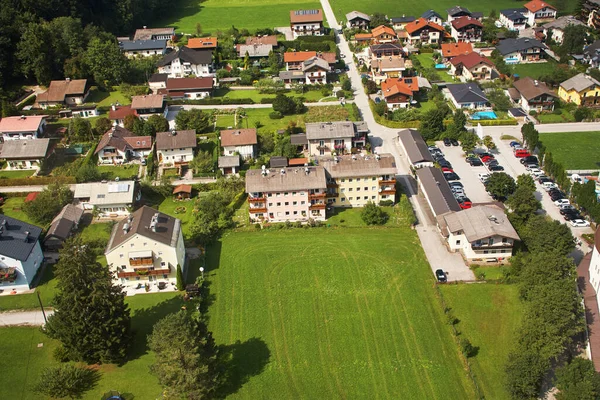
xmin=570 ymin=219 xmax=590 ymax=227
xmin=554 ymin=199 xmax=570 ymax=207
xmin=478 ymin=173 xmax=490 ymax=182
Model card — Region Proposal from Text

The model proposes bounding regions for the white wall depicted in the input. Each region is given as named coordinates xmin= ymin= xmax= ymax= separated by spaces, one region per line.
xmin=158 ymin=58 xmax=211 ymax=78
xmin=0 ymin=241 xmax=43 ymax=290
xmin=590 ymin=246 xmax=600 ymax=305
xmin=223 ymin=144 xmax=255 ymax=159
xmin=157 ymin=147 xmax=194 ymax=165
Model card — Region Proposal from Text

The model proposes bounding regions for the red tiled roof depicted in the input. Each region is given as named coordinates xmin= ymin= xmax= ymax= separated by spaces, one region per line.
xmin=245 ymin=35 xmax=278 ymax=46
xmin=441 ymin=42 xmax=474 ymax=58
xmin=450 ymin=52 xmax=494 ymax=69
xmin=187 ymin=37 xmax=218 ymax=49
xmin=284 ymin=51 xmax=336 ymax=64
xmin=451 ymin=16 xmax=483 ymax=30
xmin=355 ymin=33 xmax=373 ymax=40
xmin=524 ymin=0 xmax=556 ymax=12
xmin=25 ymin=192 xmax=38 ymax=202
xmin=220 ymin=128 xmax=258 ymax=146
xmin=0 ymin=115 xmax=46 ymax=133
xmin=289 ymin=157 xmax=308 ymax=166
xmin=381 ymin=78 xmax=413 ymax=98
xmin=173 ymin=184 xmax=192 ymax=194
xmin=372 ymin=25 xmax=396 ymax=38
xmin=290 ymin=9 xmax=323 ymax=23
xmin=108 ymin=105 xmax=138 ymax=121
xmin=405 ymin=18 xmax=445 ymax=34
xmin=166 ymin=77 xmax=213 ymax=90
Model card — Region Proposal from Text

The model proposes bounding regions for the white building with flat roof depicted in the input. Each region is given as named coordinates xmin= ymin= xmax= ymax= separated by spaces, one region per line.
xmin=74 ymin=181 xmax=139 ymax=217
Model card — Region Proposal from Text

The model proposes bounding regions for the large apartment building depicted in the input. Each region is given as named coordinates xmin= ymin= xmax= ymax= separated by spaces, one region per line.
xmin=245 ymin=166 xmax=327 ymax=223
xmin=305 ymin=121 xmax=367 ymax=156
xmin=319 ymin=154 xmax=397 ymax=208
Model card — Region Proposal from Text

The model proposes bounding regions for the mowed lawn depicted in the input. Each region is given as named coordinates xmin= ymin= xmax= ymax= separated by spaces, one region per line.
xmin=440 ymin=284 xmax=523 ymax=400
xmin=206 ymin=228 xmax=476 ymax=399
xmin=329 ymin=0 xmax=575 ymax=23
xmin=540 ymin=131 xmax=600 ymax=169
xmin=156 ymin=0 xmax=321 ymax=34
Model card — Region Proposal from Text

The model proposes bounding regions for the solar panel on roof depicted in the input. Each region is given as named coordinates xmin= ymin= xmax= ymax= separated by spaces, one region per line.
xmin=107 ymin=184 xmax=130 ymax=193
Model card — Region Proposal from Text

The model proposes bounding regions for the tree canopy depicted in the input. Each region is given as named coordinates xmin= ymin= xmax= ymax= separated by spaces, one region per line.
xmin=23 ymin=183 xmax=73 ymax=225
xmin=485 ymin=172 xmax=516 ymax=200
xmin=176 ymin=109 xmax=211 ymax=133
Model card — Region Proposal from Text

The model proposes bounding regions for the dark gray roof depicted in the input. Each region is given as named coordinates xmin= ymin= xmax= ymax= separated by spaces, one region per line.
xmin=583 ymin=40 xmax=600 ymax=59
xmin=471 ymin=12 xmax=483 ymax=19
xmin=447 ymin=6 xmax=471 ymax=16
xmin=508 ymin=108 xmax=527 ymax=117
xmin=45 ymin=218 xmax=74 ymax=242
xmin=120 ymin=39 xmax=167 ymax=51
xmin=354 ymin=121 xmax=369 ymax=133
xmin=500 ymin=8 xmax=527 ymax=21
xmin=0 ymin=215 xmax=42 ymax=261
xmin=496 ymin=38 xmax=546 ymax=55
xmin=415 ymin=167 xmax=461 ymax=217
xmin=398 ymin=129 xmax=434 ymax=165
xmin=156 ymin=130 xmax=197 ymax=150
xmin=149 ymin=73 xmax=169 ymax=83
xmin=447 ymin=83 xmax=488 ymax=104
xmin=157 ymin=46 xmax=212 ymax=67
xmin=269 ymin=156 xmax=288 ymax=168
xmin=422 ymin=10 xmax=443 ymax=20
xmin=290 ymin=133 xmax=308 ymax=145
xmin=391 ymin=16 xmax=416 ymax=23
xmin=0 ymin=138 xmax=51 ymax=159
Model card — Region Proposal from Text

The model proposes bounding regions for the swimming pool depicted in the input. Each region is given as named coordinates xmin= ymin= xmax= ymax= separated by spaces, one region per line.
xmin=471 ymin=111 xmax=498 ymax=120
xmin=435 ymin=63 xmax=447 ymax=69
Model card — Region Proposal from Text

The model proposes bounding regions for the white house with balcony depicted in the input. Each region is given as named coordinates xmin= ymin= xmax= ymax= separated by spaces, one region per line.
xmin=290 ymin=9 xmax=324 ymax=38
xmin=156 ymin=130 xmax=197 ymax=166
xmin=105 ymin=206 xmax=186 ymax=290
xmin=302 ymin=56 xmax=330 ymax=84
xmin=0 ymin=115 xmax=46 ymax=141
xmin=306 ymin=121 xmax=356 ymax=156
xmin=156 ymin=46 xmax=212 ymax=78
xmin=74 ymin=181 xmax=139 ymax=217
xmin=220 ymin=128 xmax=257 ymax=159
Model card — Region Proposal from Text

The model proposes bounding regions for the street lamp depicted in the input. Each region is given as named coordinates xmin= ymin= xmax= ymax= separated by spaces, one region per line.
xmin=199 ymin=267 xmax=204 ymax=280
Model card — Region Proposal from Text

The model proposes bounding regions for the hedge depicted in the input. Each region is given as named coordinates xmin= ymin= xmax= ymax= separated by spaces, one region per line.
xmin=166 ymin=98 xmax=256 ymax=105
xmin=469 ymin=119 xmax=519 ymax=126
xmin=0 ymin=175 xmax=75 ymax=186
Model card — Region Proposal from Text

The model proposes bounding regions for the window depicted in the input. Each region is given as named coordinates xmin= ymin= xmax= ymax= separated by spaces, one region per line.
xmin=372 ymin=187 xmax=376 ymax=191
xmin=161 ymin=262 xmax=166 ymax=267
xmin=120 ymin=254 xmax=124 ymax=258
xmin=284 ymin=202 xmax=289 ymax=206
xmin=158 ymin=251 xmax=163 ymax=255
xmin=293 ymin=201 xmax=297 ymax=205
xmin=121 ymin=265 xmax=127 ymax=269
xmin=349 ymin=197 xmax=353 ymax=200
xmin=341 ymin=198 xmax=345 ymax=202
xmin=356 ymin=187 xmax=360 ymax=191
xmin=364 ymin=187 xmax=368 ymax=191
xmin=341 ymin=179 xmax=345 ymax=182
xmin=130 ymin=243 xmax=134 ymax=247
xmin=349 ymin=178 xmax=353 ymax=182
xmin=143 ymin=242 xmax=147 ymax=246
xmin=341 ymin=188 xmax=345 ymax=192
xmin=285 ymin=211 xmax=290 ymax=215
xmin=364 ymin=196 xmax=368 ymax=200
xmin=301 ymin=201 xmax=306 ymax=205
xmin=269 ymin=203 xmax=273 ymax=206
xmin=372 ymin=196 xmax=376 ymax=200
xmin=292 ymin=192 xmax=297 ymax=195
xmin=502 ymin=237 xmax=508 ymax=243
xmin=372 ymin=177 xmax=376 ymax=181
xmin=268 ymin=193 xmax=273 ymax=197
xmin=276 ymin=202 xmax=281 ymax=206
xmin=293 ymin=211 xmax=298 ymax=215
xmin=489 ymin=238 xmax=494 ymax=245
xmin=284 ymin=192 xmax=289 ymax=196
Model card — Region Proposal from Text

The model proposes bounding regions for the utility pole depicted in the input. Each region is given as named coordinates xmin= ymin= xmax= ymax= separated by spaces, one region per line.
xmin=37 ymin=291 xmax=47 ymax=325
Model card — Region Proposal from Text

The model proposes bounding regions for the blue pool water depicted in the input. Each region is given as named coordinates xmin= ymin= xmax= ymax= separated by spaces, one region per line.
xmin=435 ymin=63 xmax=447 ymax=69
xmin=471 ymin=111 xmax=498 ymax=120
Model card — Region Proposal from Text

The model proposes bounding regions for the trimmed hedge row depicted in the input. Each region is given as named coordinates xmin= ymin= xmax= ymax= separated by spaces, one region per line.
xmin=0 ymin=175 xmax=75 ymax=186
xmin=470 ymin=119 xmax=519 ymax=126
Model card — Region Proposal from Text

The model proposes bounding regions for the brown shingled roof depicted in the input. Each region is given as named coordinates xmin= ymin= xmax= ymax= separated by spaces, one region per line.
xmin=451 ymin=16 xmax=483 ymax=30
xmin=37 ymin=79 xmax=87 ymax=103
xmin=220 ymin=128 xmax=258 ymax=147
xmin=156 ymin=130 xmax=197 ymax=150
xmin=290 ymin=9 xmax=323 ymax=23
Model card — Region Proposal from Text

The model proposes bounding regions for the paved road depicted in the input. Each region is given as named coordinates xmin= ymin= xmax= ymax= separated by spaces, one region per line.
xmin=0 ymin=310 xmax=53 ymax=326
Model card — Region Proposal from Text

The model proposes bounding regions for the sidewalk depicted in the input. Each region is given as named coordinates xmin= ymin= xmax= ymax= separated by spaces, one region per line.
xmin=0 ymin=310 xmax=53 ymax=326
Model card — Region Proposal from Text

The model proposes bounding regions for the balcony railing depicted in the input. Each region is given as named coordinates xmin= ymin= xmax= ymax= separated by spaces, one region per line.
xmin=326 ymin=192 xmax=339 ymax=197
xmin=249 ymin=207 xmax=267 ymax=214
xmin=380 ymin=189 xmax=396 ymax=195
xmin=309 ymin=203 xmax=326 ymax=210
xmin=471 ymin=243 xmax=513 ymax=250
xmin=130 ymin=257 xmax=154 ymax=267
xmin=248 ymin=197 xmax=266 ymax=203
xmin=117 ymin=266 xmax=171 ymax=279
xmin=379 ymin=179 xmax=396 ymax=186
xmin=309 ymin=193 xmax=326 ymax=200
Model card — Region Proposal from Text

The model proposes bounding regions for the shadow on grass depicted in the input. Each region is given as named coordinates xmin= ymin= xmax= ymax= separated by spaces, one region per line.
xmin=215 ymin=338 xmax=270 ymax=399
xmin=127 ymin=296 xmax=184 ymax=361
xmin=155 ymin=0 xmax=203 ymax=30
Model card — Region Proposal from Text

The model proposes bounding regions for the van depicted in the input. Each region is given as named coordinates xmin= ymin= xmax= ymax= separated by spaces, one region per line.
xmin=542 ymin=182 xmax=558 ymax=191
xmin=514 ymin=149 xmax=530 ymax=158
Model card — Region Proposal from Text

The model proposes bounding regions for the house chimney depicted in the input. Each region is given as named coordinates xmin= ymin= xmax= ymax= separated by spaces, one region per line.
xmin=123 ymin=223 xmax=130 ymax=233
xmin=143 ymin=25 xmax=147 ymax=29
xmin=111 ymin=103 xmax=117 ymax=111
xmin=171 ymin=130 xmax=177 ymax=136
xmin=23 ymin=231 xmax=29 ymax=242
xmin=534 ymin=80 xmax=539 ymax=86
xmin=65 ymin=77 xmax=70 ymax=82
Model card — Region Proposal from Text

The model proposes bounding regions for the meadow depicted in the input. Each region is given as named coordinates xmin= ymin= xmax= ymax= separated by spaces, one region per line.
xmin=540 ymin=131 xmax=600 ymax=169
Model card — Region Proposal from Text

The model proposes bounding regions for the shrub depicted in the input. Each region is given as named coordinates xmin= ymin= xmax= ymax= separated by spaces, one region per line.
xmin=269 ymin=111 xmax=283 ymax=119
xmin=336 ymin=90 xmax=344 ymax=98
xmin=460 ymin=338 xmax=477 ymax=358
xmin=379 ymin=200 xmax=394 ymax=207
xmin=361 ymin=202 xmax=389 ymax=225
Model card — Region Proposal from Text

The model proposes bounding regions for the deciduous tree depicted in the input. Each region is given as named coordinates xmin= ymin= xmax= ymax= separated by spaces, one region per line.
xmin=32 ymin=364 xmax=98 ymax=399
xmin=23 ymin=183 xmax=73 ymax=225
xmin=190 ymin=150 xmax=215 ymax=174
xmin=361 ymin=202 xmax=389 ymax=225
xmin=484 ymin=172 xmax=516 ymax=200
xmin=176 ymin=109 xmax=210 ymax=132
xmin=555 ymin=358 xmax=600 ymax=400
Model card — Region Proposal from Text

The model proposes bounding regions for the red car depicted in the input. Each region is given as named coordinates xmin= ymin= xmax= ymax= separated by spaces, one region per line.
xmin=481 ymin=155 xmax=493 ymax=163
xmin=514 ymin=149 xmax=530 ymax=158
xmin=441 ymin=167 xmax=453 ymax=173
xmin=459 ymin=201 xmax=472 ymax=209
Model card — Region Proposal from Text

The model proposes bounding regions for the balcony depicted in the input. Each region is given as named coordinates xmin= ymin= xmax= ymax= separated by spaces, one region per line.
xmin=327 ymin=182 xmax=338 ymax=188
xmin=129 ymin=251 xmax=154 ymax=267
xmin=326 ymin=192 xmax=339 ymax=197
xmin=249 ymin=207 xmax=267 ymax=214
xmin=309 ymin=203 xmax=326 ymax=210
xmin=309 ymin=192 xmax=326 ymax=200
xmin=117 ymin=266 xmax=171 ymax=279
xmin=471 ymin=243 xmax=513 ymax=250
xmin=0 ymin=267 xmax=17 ymax=282
xmin=379 ymin=179 xmax=396 ymax=186
xmin=380 ymin=189 xmax=396 ymax=195
xmin=248 ymin=196 xmax=266 ymax=203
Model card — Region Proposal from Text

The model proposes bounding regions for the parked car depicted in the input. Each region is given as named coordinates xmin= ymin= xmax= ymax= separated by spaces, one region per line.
xmin=550 ymin=193 xmax=564 ymax=202
xmin=435 ymin=269 xmax=447 ymax=283
xmin=514 ymin=149 xmax=530 ymax=158
xmin=509 ymin=141 xmax=521 ymax=147
xmin=141 ymin=158 xmax=147 ymax=166
xmin=481 ymin=156 xmax=494 ymax=163
xmin=479 ymin=152 xmax=494 ymax=158
xmin=538 ymin=176 xmax=552 ymax=184
xmin=468 ymin=158 xmax=483 ymax=166
xmin=451 ymin=139 xmax=459 ymax=146
xmin=520 ymin=155 xmax=538 ymax=165
xmin=478 ymin=173 xmax=490 ymax=182
xmin=528 ymin=168 xmax=542 ymax=176
xmin=559 ymin=205 xmax=576 ymax=214
xmin=563 ymin=212 xmax=582 ymax=221
xmin=441 ymin=167 xmax=454 ymax=173
xmin=554 ymin=199 xmax=570 ymax=206
xmin=542 ymin=182 xmax=558 ymax=191
xmin=438 ymin=161 xmax=452 ymax=168
xmin=570 ymin=219 xmax=591 ymax=227
xmin=443 ymin=138 xmax=452 ymax=146
xmin=489 ymin=165 xmax=505 ymax=172
xmin=444 ymin=172 xmax=460 ymax=181
xmin=449 ymin=182 xmax=464 ymax=190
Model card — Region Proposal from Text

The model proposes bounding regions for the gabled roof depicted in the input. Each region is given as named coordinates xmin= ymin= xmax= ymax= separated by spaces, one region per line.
xmin=218 ymin=156 xmax=241 ymax=168
xmin=37 ymin=79 xmax=87 ymax=103
xmin=0 ymin=138 xmax=51 ymax=159
xmin=398 ymin=129 xmax=434 ymax=165
xmin=106 ymin=206 xmax=181 ymax=253
xmin=284 ymin=51 xmax=336 ymax=63
xmin=246 ymin=166 xmax=326 ymax=192
xmin=355 ymin=33 xmax=373 ymax=40
xmin=120 ymin=39 xmax=167 ymax=52
xmin=131 ymin=94 xmax=164 ymax=110
xmin=441 ymin=42 xmax=473 ymax=58
xmin=318 ymin=154 xmax=397 ymax=178
xmin=302 ymin=56 xmax=330 ymax=72
xmin=220 ymin=128 xmax=258 ymax=147
xmin=442 ymin=205 xmax=520 ymax=242
xmin=371 ymin=56 xmax=406 ymax=72
xmin=370 ymin=43 xmax=404 ymax=53
xmin=108 ymin=105 xmax=138 ymax=121
xmin=0 ymin=115 xmax=46 ymax=133
xmin=173 ymin=184 xmax=192 ymax=194
xmin=133 ymin=27 xmax=174 ymax=41
xmin=500 ymin=8 xmax=527 ymax=21
xmin=524 ymin=0 xmax=556 ymax=12
xmin=156 ymin=130 xmax=196 ymax=150
xmin=45 ymin=204 xmax=84 ymax=242
xmin=422 ymin=10 xmax=443 ymax=20
xmin=238 ymin=44 xmax=273 ymax=58
xmin=391 ymin=16 xmax=416 ymax=23
xmin=447 ymin=6 xmax=471 ymax=16
xmin=0 ymin=214 xmax=43 ymax=261
xmin=290 ymin=9 xmax=323 ymax=23
xmin=560 ymin=73 xmax=600 ymax=92
xmin=157 ymin=46 xmax=212 ymax=67
xmin=74 ymin=181 xmax=137 ymax=206
xmin=148 ymin=73 xmax=169 ymax=83
xmin=405 ymin=18 xmax=445 ymax=34
xmin=543 ymin=15 xmax=584 ymax=31
xmin=381 ymin=78 xmax=414 ymax=99
xmin=450 ymin=52 xmax=494 ymax=69
xmin=513 ymin=77 xmax=557 ymax=100
xmin=372 ymin=25 xmax=396 ymax=38
xmin=346 ymin=11 xmax=370 ymax=22
xmin=95 ymin=126 xmax=152 ymax=154
xmin=583 ymin=40 xmax=600 ymax=58
xmin=165 ymin=77 xmax=213 ymax=91
xmin=496 ymin=38 xmax=547 ymax=55
xmin=187 ymin=37 xmax=218 ymax=49
xmin=452 ymin=16 xmax=483 ymax=29
xmin=305 ymin=121 xmax=355 ymax=140
xmin=447 ymin=83 xmax=489 ymax=103
xmin=415 ymin=167 xmax=461 ymax=216
xmin=245 ymin=35 xmax=278 ymax=46
xmin=269 ymin=156 xmax=288 ymax=168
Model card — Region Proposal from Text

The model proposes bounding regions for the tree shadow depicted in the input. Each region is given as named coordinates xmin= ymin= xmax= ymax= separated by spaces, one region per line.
xmin=126 ymin=296 xmax=185 ymax=361
xmin=215 ymin=338 xmax=270 ymax=399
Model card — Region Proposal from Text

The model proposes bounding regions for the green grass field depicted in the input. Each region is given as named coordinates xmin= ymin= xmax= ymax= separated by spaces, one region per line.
xmin=540 ymin=131 xmax=600 ymax=169
xmin=158 ymin=197 xmax=196 ymax=238
xmin=414 ymin=54 xmax=455 ymax=82
xmin=511 ymin=62 xmax=558 ymax=80
xmin=0 ymin=292 xmax=184 ymax=400
xmin=0 ymin=170 xmax=35 ymax=179
xmin=86 ymin=86 xmax=131 ymax=106
xmin=156 ymin=0 xmax=321 ymax=34
xmin=97 ymin=164 xmax=139 ymax=180
xmin=0 ymin=266 xmax=57 ymax=311
xmin=213 ymin=88 xmax=326 ymax=102
xmin=205 ymin=227 xmax=476 ymax=399
xmin=537 ymin=109 xmax=576 ymax=124
xmin=329 ymin=0 xmax=575 ymax=24
xmin=440 ymin=284 xmax=522 ymax=400
xmin=1 ymin=197 xmax=38 ymax=226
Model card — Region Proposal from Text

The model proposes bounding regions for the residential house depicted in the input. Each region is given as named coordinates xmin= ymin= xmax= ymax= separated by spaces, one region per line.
xmin=398 ymin=129 xmax=435 ymax=169
xmin=499 ymin=9 xmax=528 ymax=31
xmin=355 ymin=33 xmax=374 ymax=44
xmin=302 ymin=56 xmax=330 ymax=84
xmin=74 ymin=180 xmax=139 ymax=216
xmin=306 ymin=121 xmax=356 ymax=156
xmin=370 ymin=56 xmax=407 ymax=83
xmin=0 ymin=115 xmax=46 ymax=141
xmin=391 ymin=16 xmax=416 ymax=30
xmin=130 ymin=94 xmax=167 ymax=120
xmin=583 ymin=40 xmax=600 ymax=68
xmin=318 ymin=154 xmax=397 ymax=207
xmin=415 ymin=166 xmax=461 ymax=217
xmin=133 ymin=27 xmax=174 ymax=41
xmin=381 ymin=77 xmax=418 ymax=108
xmin=371 ymin=25 xmax=398 ymax=43
xmin=582 ymin=0 xmax=600 ymax=29
xmin=108 ymin=105 xmax=138 ymax=127
xmin=245 ymin=166 xmax=327 ymax=223
xmin=279 ymin=70 xmax=307 ymax=86
xmin=283 ymin=51 xmax=336 ymax=70
xmin=346 ymin=11 xmax=371 ymax=29
xmin=157 ymin=46 xmax=212 ymax=78
xmin=43 ymin=204 xmax=84 ymax=250
xmin=245 ymin=35 xmax=278 ymax=47
xmin=36 ymin=79 xmax=89 ymax=109
xmin=290 ymin=134 xmax=308 ymax=152
xmin=218 ymin=156 xmax=240 ymax=175
xmin=156 ymin=129 xmax=197 ymax=166
xmin=290 ymin=9 xmax=324 ymax=38
xmin=445 ymin=82 xmax=490 ymax=109
xmin=95 ymin=126 xmax=152 ymax=164
xmin=120 ymin=40 xmax=167 ymax=58
xmin=404 ymin=18 xmax=446 ymax=45
xmin=542 ymin=16 xmax=585 ymax=44
xmin=0 ymin=215 xmax=44 ymax=291
xmin=588 ymin=227 xmax=600 ymax=307
xmin=496 ymin=38 xmax=547 ymax=63
xmin=513 ymin=76 xmax=557 ymax=112
xmin=0 ymin=138 xmax=52 ymax=170
xmin=449 ymin=52 xmax=495 ymax=81
xmin=523 ymin=0 xmax=557 ymax=26
xmin=173 ymin=184 xmax=192 ymax=199
xmin=422 ymin=10 xmax=444 ymax=25
xmin=158 ymin=77 xmax=214 ymax=99
xmin=447 ymin=6 xmax=473 ymax=23
xmin=370 ymin=43 xmax=405 ymax=58
xmin=558 ymin=73 xmax=600 ymax=107
xmin=105 ymin=206 xmax=186 ymax=289
xmin=148 ymin=73 xmax=169 ymax=93
xmin=441 ymin=42 xmax=473 ymax=61
xmin=220 ymin=128 xmax=257 ymax=159
xmin=58 ymin=105 xmax=99 ymax=119
xmin=438 ymin=205 xmax=520 ymax=263
xmin=187 ymin=37 xmax=218 ymax=50
xmin=451 ymin=16 xmax=483 ymax=42
xmin=237 ymin=44 xmax=273 ymax=58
